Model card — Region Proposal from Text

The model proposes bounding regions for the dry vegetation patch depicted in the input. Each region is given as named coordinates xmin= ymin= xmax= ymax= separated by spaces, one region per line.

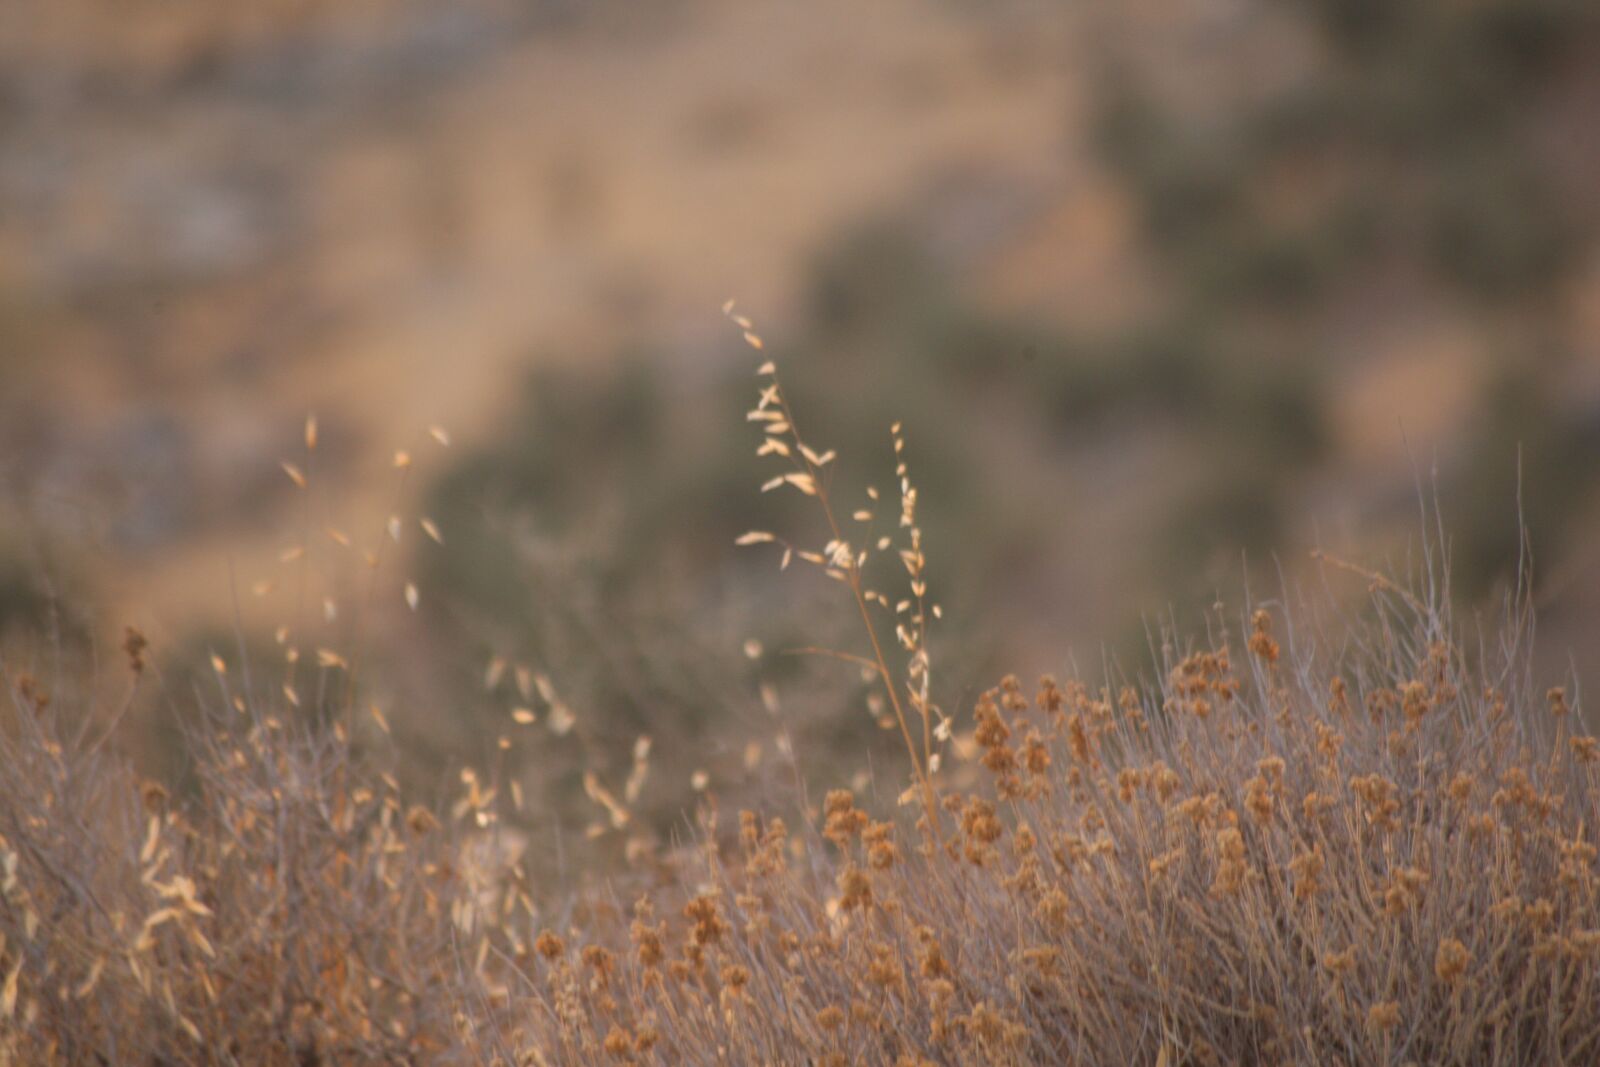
xmin=499 ymin=596 xmax=1599 ymax=1066
xmin=1 ymin=350 xmax=1595 ymax=1063
xmin=2 ymin=579 xmax=1595 ymax=1064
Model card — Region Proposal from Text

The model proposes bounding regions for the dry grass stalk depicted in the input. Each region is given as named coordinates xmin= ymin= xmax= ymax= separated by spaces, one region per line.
xmin=728 ymin=304 xmax=943 ymax=841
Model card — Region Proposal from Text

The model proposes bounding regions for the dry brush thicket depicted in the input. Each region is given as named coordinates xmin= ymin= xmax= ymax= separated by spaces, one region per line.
xmin=496 ymin=585 xmax=1600 ymax=1066
xmin=1 ymin=346 xmax=1596 ymax=1065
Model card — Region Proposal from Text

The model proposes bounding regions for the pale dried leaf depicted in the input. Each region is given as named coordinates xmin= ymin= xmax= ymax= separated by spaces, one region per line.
xmin=0 ymin=958 xmax=19 ymax=1018
xmin=784 ymin=472 xmax=817 ymax=495
xmin=140 ymin=816 xmax=161 ymax=864
xmin=548 ymin=702 xmax=576 ymax=736
xmin=74 ymin=959 xmax=104 ymax=1000
xmin=583 ymin=772 xmax=629 ymax=828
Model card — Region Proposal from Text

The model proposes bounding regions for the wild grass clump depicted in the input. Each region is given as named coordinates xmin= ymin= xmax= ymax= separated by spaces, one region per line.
xmin=503 ymin=596 xmax=1597 ymax=1065
xmin=0 ymin=335 xmax=1596 ymax=1064
xmin=0 ymin=666 xmax=505 ymax=1064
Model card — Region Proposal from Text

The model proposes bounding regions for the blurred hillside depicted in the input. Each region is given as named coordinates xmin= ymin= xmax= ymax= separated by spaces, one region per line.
xmin=0 ymin=0 xmax=1597 ymax=833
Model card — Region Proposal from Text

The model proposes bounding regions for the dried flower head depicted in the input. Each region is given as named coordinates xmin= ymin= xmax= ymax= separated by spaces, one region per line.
xmin=1434 ymin=938 xmax=1470 ymax=985
xmin=1367 ymin=1001 xmax=1401 ymax=1034
xmin=535 ymin=930 xmax=566 ymax=960
xmin=1248 ymin=610 xmax=1280 ymax=663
